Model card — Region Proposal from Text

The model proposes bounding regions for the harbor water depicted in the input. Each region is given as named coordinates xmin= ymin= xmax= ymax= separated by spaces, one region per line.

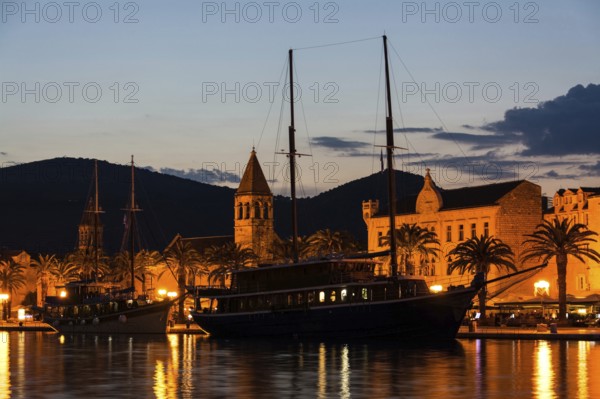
xmin=1 ymin=331 xmax=598 ymax=398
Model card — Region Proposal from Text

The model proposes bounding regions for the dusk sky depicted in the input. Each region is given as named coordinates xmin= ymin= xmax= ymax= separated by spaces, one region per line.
xmin=1 ymin=0 xmax=599 ymax=197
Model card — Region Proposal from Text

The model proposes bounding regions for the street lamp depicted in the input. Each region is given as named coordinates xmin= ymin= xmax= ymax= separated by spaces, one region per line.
xmin=534 ymin=280 xmax=550 ymax=318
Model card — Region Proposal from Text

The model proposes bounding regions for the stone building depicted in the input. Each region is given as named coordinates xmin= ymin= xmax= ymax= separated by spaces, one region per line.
xmin=234 ymin=149 xmax=274 ymax=264
xmin=362 ymin=169 xmax=543 ymax=294
xmin=526 ymin=187 xmax=600 ymax=299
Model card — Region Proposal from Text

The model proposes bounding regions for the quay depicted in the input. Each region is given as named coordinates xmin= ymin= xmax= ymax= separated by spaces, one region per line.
xmin=457 ymin=325 xmax=600 ymax=341
xmin=0 ymin=321 xmax=208 ymax=334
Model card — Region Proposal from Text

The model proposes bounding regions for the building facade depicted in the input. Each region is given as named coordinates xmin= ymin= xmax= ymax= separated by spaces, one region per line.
xmin=527 ymin=187 xmax=600 ymax=300
xmin=363 ymin=169 xmax=543 ymax=296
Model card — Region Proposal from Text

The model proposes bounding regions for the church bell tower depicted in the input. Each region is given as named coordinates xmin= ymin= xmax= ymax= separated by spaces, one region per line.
xmin=234 ymin=149 xmax=274 ymax=263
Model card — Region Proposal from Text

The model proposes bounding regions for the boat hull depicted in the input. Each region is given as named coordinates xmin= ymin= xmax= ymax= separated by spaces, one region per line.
xmin=192 ymin=288 xmax=477 ymax=340
xmin=44 ymin=301 xmax=173 ymax=334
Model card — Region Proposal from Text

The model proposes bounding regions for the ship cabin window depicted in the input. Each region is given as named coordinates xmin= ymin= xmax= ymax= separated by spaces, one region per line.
xmin=308 ymin=292 xmax=315 ymax=304
xmin=330 ymin=291 xmax=336 ymax=302
xmin=471 ymin=223 xmax=476 ymax=238
xmin=319 ymin=291 xmax=325 ymax=303
xmin=458 ymin=225 xmax=464 ymax=241
xmin=361 ymin=288 xmax=368 ymax=300
xmin=297 ymin=293 xmax=303 ymax=305
xmin=484 ymin=222 xmax=489 ymax=236
xmin=287 ymin=294 xmax=293 ymax=306
xmin=341 ymin=289 xmax=347 ymax=302
xmin=446 ymin=226 xmax=452 ymax=242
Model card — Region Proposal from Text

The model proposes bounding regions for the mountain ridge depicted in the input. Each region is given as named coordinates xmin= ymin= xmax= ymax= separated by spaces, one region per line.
xmin=0 ymin=157 xmax=424 ymax=255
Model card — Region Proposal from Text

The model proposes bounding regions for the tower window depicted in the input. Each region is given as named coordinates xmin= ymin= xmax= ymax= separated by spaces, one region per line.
xmin=244 ymin=203 xmax=250 ymax=219
xmin=254 ymin=202 xmax=261 ymax=219
xmin=263 ymin=203 xmax=269 ymax=219
xmin=237 ymin=203 xmax=243 ymax=220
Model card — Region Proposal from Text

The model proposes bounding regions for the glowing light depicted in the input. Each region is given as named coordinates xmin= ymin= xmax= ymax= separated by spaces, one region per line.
xmin=167 ymin=292 xmax=177 ymax=298
xmin=430 ymin=285 xmax=443 ymax=293
xmin=577 ymin=309 xmax=587 ymax=315
xmin=158 ymin=289 xmax=167 ymax=297
xmin=534 ymin=280 xmax=550 ymax=289
xmin=59 ymin=291 xmax=67 ymax=298
xmin=17 ymin=309 xmax=25 ymax=321
xmin=0 ymin=294 xmax=8 ymax=301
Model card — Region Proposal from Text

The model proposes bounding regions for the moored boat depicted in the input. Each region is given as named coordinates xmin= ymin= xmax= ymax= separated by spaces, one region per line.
xmin=39 ymin=158 xmax=174 ymax=334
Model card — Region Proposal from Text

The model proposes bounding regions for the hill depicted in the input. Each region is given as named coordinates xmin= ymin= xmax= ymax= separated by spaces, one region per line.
xmin=0 ymin=158 xmax=423 ymax=254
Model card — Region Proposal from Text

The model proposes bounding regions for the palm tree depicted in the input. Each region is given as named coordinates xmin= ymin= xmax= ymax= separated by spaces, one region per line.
xmin=0 ymin=259 xmax=27 ymax=319
xmin=447 ymin=235 xmax=516 ymax=318
xmin=31 ymin=254 xmax=57 ymax=304
xmin=67 ymin=248 xmax=109 ymax=280
xmin=269 ymin=236 xmax=311 ymax=263
xmin=164 ymin=239 xmax=203 ymax=322
xmin=383 ymin=223 xmax=440 ymax=275
xmin=522 ymin=218 xmax=600 ymax=321
xmin=51 ymin=258 xmax=79 ymax=287
xmin=205 ymin=242 xmax=257 ymax=287
xmin=110 ymin=250 xmax=164 ymax=294
xmin=306 ymin=229 xmax=359 ymax=258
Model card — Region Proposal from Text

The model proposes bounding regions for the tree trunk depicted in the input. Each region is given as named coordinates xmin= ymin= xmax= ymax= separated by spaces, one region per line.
xmin=478 ymin=287 xmax=487 ymax=319
xmin=556 ymin=253 xmax=568 ymax=321
xmin=177 ymin=269 xmax=186 ymax=323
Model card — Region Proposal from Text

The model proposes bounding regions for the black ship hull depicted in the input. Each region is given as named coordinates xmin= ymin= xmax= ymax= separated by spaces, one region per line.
xmin=192 ymin=287 xmax=477 ymax=340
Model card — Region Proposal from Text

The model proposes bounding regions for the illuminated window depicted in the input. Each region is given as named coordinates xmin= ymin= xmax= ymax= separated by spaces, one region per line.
xmin=458 ymin=225 xmax=464 ymax=241
xmin=330 ymin=291 xmax=336 ymax=302
xmin=319 ymin=291 xmax=325 ymax=303
xmin=341 ymin=289 xmax=347 ymax=301
xmin=361 ymin=288 xmax=368 ymax=300
xmin=308 ymin=292 xmax=315 ymax=303
xmin=297 ymin=293 xmax=303 ymax=305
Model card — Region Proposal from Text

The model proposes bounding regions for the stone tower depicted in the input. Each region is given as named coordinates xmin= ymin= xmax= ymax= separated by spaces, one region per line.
xmin=234 ymin=150 xmax=274 ymax=263
xmin=78 ymin=197 xmax=104 ymax=252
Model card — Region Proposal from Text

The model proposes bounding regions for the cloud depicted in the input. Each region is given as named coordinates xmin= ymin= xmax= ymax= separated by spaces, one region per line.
xmin=430 ymin=131 xmax=521 ymax=150
xmin=483 ymin=83 xmax=600 ymax=156
xmin=146 ymin=167 xmax=241 ymax=184
xmin=363 ymin=127 xmax=442 ymax=134
xmin=311 ymin=136 xmax=370 ymax=152
xmin=579 ymin=161 xmax=600 ymax=176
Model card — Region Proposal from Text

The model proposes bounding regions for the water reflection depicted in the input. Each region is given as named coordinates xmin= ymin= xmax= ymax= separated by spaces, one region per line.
xmin=0 ymin=333 xmax=599 ymax=398
xmin=0 ymin=332 xmax=10 ymax=399
xmin=534 ymin=340 xmax=555 ymax=399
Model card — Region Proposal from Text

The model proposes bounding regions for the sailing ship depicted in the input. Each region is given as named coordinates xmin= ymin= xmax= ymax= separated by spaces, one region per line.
xmin=190 ymin=36 xmax=544 ymax=339
xmin=41 ymin=158 xmax=174 ymax=334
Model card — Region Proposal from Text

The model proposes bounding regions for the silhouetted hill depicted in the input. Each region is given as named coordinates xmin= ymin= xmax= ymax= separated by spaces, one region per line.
xmin=0 ymin=158 xmax=235 ymax=254
xmin=274 ymin=170 xmax=423 ymax=243
xmin=0 ymin=158 xmax=423 ymax=254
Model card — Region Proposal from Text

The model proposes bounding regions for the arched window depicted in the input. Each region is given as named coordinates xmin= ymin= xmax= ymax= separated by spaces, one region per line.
xmin=237 ymin=203 xmax=243 ymax=220
xmin=254 ymin=202 xmax=261 ymax=219
xmin=244 ymin=203 xmax=250 ymax=219
xmin=263 ymin=203 xmax=269 ymax=219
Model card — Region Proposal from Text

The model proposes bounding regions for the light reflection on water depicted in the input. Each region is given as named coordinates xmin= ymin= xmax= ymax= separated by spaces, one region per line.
xmin=0 ymin=332 xmax=599 ymax=398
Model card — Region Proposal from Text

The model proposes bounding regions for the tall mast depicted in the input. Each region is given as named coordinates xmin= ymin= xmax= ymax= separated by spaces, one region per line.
xmin=383 ymin=35 xmax=399 ymax=277
xmin=129 ymin=155 xmax=138 ymax=294
xmin=93 ymin=160 xmax=100 ymax=281
xmin=288 ymin=48 xmax=299 ymax=263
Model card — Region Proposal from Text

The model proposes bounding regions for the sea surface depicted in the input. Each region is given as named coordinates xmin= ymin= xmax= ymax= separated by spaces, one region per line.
xmin=1 ymin=331 xmax=598 ymax=398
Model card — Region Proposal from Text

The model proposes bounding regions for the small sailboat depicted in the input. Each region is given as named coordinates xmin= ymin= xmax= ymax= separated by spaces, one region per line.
xmin=41 ymin=158 xmax=175 ymax=334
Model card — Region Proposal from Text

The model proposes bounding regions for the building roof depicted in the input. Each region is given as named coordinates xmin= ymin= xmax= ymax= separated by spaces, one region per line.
xmin=182 ymin=236 xmax=234 ymax=253
xmin=382 ymin=180 xmax=527 ymax=216
xmin=236 ymin=150 xmax=271 ymax=195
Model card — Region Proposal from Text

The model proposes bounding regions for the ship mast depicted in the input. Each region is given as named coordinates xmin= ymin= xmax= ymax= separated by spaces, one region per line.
xmin=126 ymin=155 xmax=141 ymax=295
xmin=383 ymin=35 xmax=399 ymax=277
xmin=288 ymin=48 xmax=299 ymax=263
xmin=93 ymin=160 xmax=101 ymax=282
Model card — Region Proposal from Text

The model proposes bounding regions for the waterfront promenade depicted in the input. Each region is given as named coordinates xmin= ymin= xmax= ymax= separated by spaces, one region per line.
xmin=2 ymin=321 xmax=599 ymax=339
